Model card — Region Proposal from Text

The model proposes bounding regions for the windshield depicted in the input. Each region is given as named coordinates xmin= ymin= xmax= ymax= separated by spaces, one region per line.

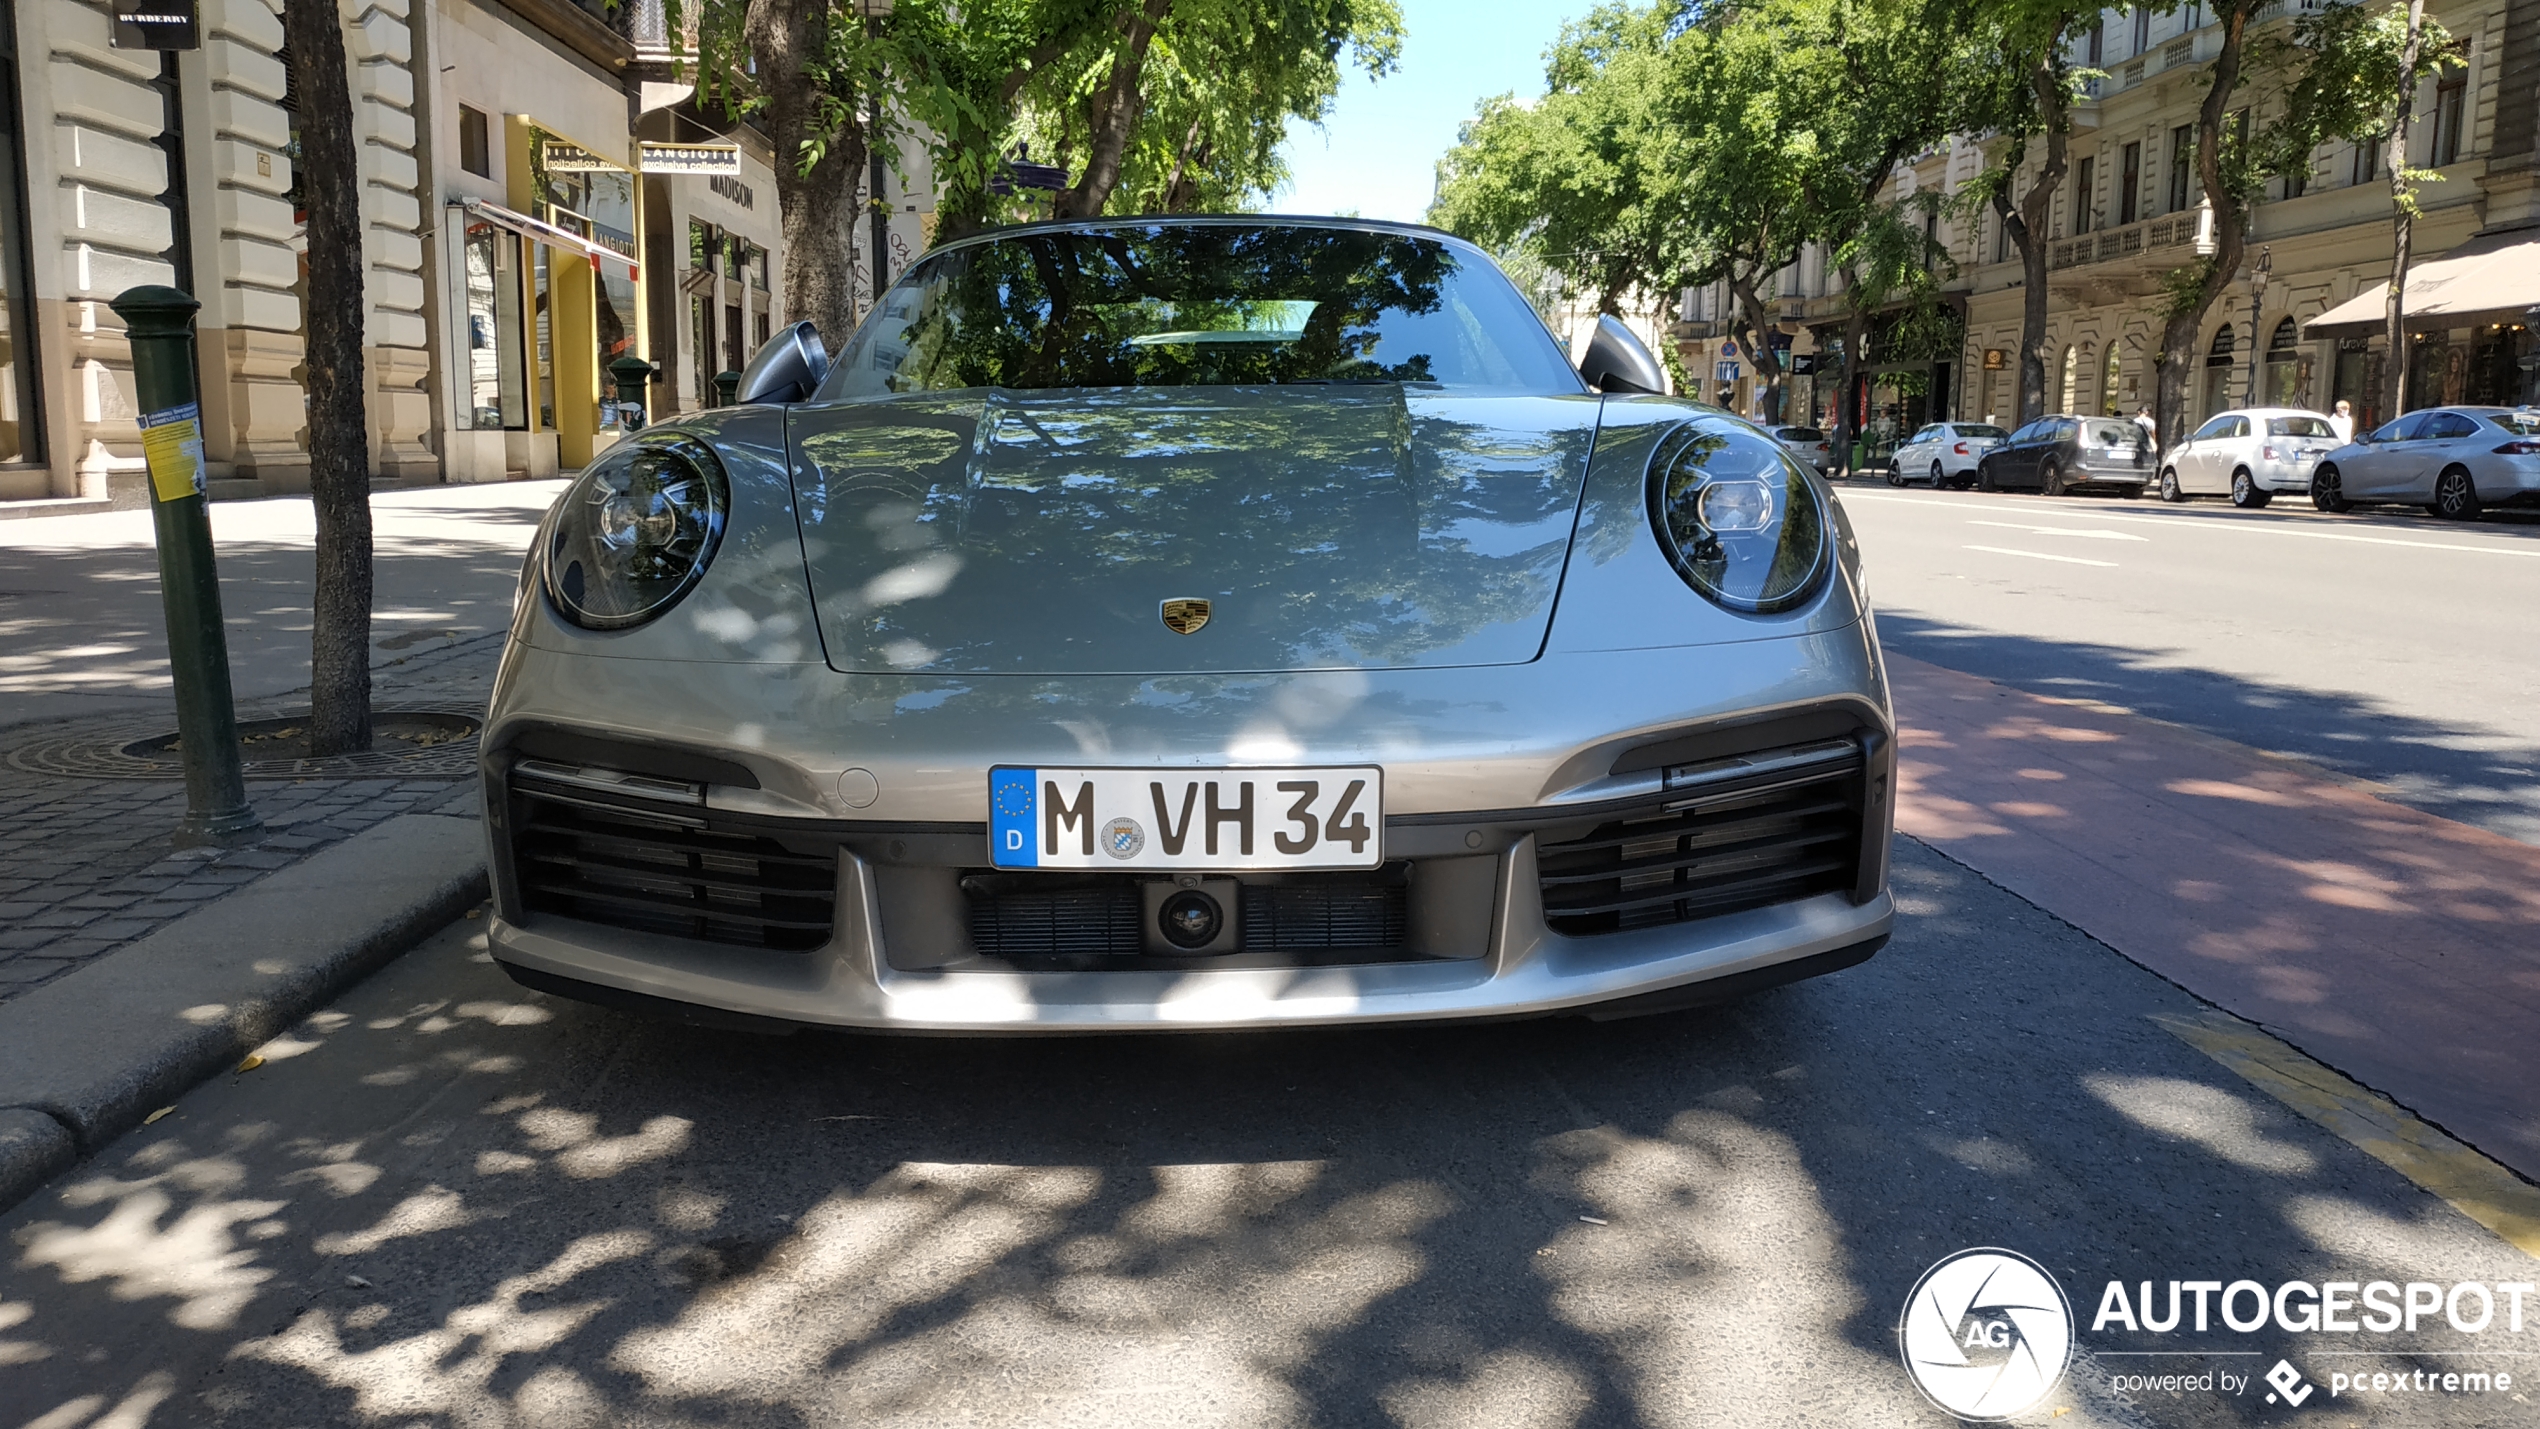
xmin=1953 ymin=424 xmax=2008 ymax=439
xmin=2269 ymin=416 xmax=2335 ymax=437
xmin=826 ymin=224 xmax=1581 ymax=396
xmin=2085 ymin=420 xmax=2143 ymax=447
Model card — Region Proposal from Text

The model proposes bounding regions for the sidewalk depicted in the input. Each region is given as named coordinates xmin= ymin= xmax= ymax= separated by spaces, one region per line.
xmin=0 ymin=631 xmax=502 ymax=1003
xmin=1888 ymin=650 xmax=2540 ymax=1186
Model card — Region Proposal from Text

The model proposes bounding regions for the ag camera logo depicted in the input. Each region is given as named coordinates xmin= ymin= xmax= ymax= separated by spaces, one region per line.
xmin=1901 ymin=1248 xmax=2075 ymax=1420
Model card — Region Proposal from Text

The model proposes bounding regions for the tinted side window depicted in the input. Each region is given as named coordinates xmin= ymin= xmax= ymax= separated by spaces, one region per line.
xmin=2372 ymin=414 xmax=2425 ymax=442
xmin=2191 ymin=416 xmax=2236 ymax=442
xmin=2421 ymin=412 xmax=2478 ymax=439
xmin=2054 ymin=419 xmax=2080 ymax=441
xmin=2011 ymin=422 xmax=2045 ymax=443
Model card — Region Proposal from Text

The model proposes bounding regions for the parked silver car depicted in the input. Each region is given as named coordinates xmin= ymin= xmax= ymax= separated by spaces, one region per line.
xmin=1888 ymin=422 xmax=2008 ymax=488
xmin=482 ymin=218 xmax=1894 ymax=1033
xmin=1763 ymin=424 xmax=1833 ymax=473
xmin=2156 ymin=407 xmax=2339 ymax=508
xmin=2311 ymin=406 xmax=2540 ymax=519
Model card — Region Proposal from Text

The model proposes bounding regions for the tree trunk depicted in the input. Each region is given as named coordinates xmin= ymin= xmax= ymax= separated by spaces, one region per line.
xmin=1729 ymin=271 xmax=1785 ymax=423
xmin=2380 ymin=0 xmax=2427 ymax=420
xmin=2154 ymin=2 xmax=2254 ymax=467
xmin=285 ymin=0 xmax=371 ymax=757
xmin=1052 ymin=0 xmax=1170 ymax=219
xmin=1161 ymin=112 xmax=1205 ymax=211
xmin=1996 ymin=49 xmax=2071 ymax=426
xmin=748 ymin=0 xmax=864 ymax=346
xmin=1833 ymin=285 xmax=1869 ymax=476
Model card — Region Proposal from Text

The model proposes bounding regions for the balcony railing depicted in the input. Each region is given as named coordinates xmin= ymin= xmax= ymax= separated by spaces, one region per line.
xmin=2048 ymin=204 xmax=2213 ymax=271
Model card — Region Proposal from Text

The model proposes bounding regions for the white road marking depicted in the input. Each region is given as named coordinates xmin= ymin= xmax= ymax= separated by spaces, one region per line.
xmin=1842 ymin=491 xmax=2540 ymax=558
xmin=1963 ymin=544 xmax=2119 ymax=567
xmin=1966 ymin=520 xmax=2148 ymax=541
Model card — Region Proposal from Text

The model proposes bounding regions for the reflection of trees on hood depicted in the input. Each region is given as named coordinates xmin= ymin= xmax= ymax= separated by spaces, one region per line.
xmin=788 ymin=389 xmax=1598 ymax=674
xmin=893 ymin=227 xmax=1459 ymax=389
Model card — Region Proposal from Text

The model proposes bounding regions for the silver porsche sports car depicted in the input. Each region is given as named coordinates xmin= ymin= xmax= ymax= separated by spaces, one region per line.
xmin=482 ymin=217 xmax=1895 ymax=1031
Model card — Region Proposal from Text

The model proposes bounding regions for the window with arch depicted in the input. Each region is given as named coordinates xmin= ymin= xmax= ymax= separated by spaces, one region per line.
xmin=2059 ymin=344 xmax=2078 ymax=413
xmin=2200 ymin=324 xmax=2236 ymax=419
xmin=2264 ymin=318 xmax=2301 ymax=405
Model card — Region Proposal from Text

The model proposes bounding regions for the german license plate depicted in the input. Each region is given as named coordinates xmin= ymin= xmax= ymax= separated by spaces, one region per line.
xmin=989 ymin=766 xmax=1383 ymax=871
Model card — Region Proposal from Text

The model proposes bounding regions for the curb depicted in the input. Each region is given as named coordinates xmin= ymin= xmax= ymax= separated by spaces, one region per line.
xmin=0 ymin=811 xmax=489 ymax=1215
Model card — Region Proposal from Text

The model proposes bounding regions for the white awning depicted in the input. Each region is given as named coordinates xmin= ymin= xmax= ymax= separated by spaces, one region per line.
xmin=457 ymin=199 xmax=640 ymax=282
xmin=2305 ymin=227 xmax=2540 ymax=339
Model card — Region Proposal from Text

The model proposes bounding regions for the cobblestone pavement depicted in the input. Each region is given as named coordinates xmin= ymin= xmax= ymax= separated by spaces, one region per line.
xmin=0 ymin=630 xmax=503 ymax=1004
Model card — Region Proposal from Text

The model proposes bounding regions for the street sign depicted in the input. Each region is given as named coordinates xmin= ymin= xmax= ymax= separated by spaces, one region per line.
xmin=1716 ymin=362 xmax=1742 ymax=382
xmin=640 ymin=142 xmax=741 ymax=176
xmin=1983 ymin=348 xmax=2009 ymax=370
xmin=543 ymin=141 xmax=623 ymax=173
xmin=1721 ymin=341 xmax=1739 ymax=358
xmin=110 ymin=0 xmax=197 ymax=49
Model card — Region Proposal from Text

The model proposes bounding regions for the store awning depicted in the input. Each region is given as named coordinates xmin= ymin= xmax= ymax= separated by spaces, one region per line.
xmin=458 ymin=199 xmax=640 ymax=282
xmin=2305 ymin=227 xmax=2540 ymax=339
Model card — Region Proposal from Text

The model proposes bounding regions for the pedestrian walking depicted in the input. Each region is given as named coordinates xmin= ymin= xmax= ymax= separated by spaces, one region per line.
xmin=2329 ymin=399 xmax=2355 ymax=443
xmin=2133 ymin=407 xmax=2157 ymax=446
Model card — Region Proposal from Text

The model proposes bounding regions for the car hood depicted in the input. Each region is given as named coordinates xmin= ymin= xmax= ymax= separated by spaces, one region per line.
xmin=786 ymin=387 xmax=1603 ymax=676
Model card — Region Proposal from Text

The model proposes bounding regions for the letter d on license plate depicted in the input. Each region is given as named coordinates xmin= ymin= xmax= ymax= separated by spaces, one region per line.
xmin=989 ymin=767 xmax=1383 ymax=871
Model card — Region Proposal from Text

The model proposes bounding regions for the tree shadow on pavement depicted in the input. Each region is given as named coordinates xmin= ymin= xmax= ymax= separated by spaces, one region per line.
xmin=4 ymin=842 xmax=2531 ymax=1427
xmin=1876 ymin=612 xmax=2540 ymax=847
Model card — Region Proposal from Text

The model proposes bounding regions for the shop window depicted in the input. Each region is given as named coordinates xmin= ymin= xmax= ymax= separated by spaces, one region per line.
xmin=2333 ymin=337 xmax=2379 ymax=431
xmin=2431 ymin=68 xmax=2467 ymax=167
xmin=459 ymin=106 xmax=491 ymax=179
xmin=690 ymin=218 xmax=718 ymax=275
xmin=458 ymin=220 xmax=526 ymax=429
xmin=2465 ymin=324 xmax=2525 ymax=406
xmin=2407 ymin=334 xmax=2447 ymax=410
xmin=0 ymin=0 xmax=44 ymax=465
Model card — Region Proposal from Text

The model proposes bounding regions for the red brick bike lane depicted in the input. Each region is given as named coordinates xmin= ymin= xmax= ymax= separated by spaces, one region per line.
xmin=1885 ymin=650 xmax=2540 ymax=1185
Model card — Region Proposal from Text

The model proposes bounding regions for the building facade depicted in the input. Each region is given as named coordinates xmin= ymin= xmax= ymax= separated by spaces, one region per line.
xmin=0 ymin=0 xmax=812 ymax=515
xmin=1670 ymin=0 xmax=2540 ymax=461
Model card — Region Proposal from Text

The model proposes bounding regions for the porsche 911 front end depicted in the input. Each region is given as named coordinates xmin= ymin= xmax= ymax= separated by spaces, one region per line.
xmin=479 ymin=217 xmax=1893 ymax=1031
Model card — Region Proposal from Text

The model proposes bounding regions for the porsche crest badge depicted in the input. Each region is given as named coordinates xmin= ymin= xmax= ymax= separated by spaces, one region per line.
xmin=1160 ymin=598 xmax=1211 ymax=635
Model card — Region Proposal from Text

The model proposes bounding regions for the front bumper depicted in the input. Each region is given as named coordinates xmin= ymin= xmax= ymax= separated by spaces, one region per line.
xmin=479 ymin=648 xmax=1896 ymax=1029
xmin=488 ymin=849 xmax=1893 ymax=1032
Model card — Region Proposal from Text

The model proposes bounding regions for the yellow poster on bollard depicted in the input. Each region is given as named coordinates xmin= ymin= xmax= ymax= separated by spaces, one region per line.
xmin=140 ymin=401 xmax=208 ymax=503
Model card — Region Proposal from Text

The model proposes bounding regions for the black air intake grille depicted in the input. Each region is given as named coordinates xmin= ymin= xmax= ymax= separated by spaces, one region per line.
xmin=959 ymin=869 xmax=1412 ymax=962
xmin=1241 ymin=878 xmax=1407 ymax=951
xmin=511 ymin=793 xmax=837 ymax=951
xmin=965 ymin=878 xmax=1144 ymax=958
xmin=1537 ymin=744 xmax=1864 ymax=937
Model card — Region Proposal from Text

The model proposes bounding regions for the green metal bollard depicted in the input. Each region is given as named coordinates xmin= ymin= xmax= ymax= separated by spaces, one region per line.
xmin=713 ymin=370 xmax=741 ymax=408
xmin=609 ymin=354 xmax=654 ymax=430
xmin=109 ymin=285 xmax=262 ymax=848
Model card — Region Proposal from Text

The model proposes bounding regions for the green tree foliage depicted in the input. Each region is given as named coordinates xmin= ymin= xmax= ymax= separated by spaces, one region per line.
xmin=1432 ymin=0 xmax=1976 ymax=433
xmin=2261 ymin=0 xmax=2461 ymax=414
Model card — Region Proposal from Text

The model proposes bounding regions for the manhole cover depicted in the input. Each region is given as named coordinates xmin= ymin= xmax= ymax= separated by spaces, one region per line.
xmin=7 ymin=707 xmax=484 ymax=780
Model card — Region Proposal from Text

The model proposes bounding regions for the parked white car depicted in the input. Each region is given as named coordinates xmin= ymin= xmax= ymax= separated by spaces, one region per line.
xmin=1762 ymin=424 xmax=1833 ymax=473
xmin=1888 ymin=422 xmax=2009 ymax=488
xmin=2157 ymin=407 xmax=2339 ymax=507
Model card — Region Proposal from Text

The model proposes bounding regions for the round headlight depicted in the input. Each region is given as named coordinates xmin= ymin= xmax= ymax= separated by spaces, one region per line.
xmin=1646 ymin=419 xmax=1829 ymax=612
xmin=543 ymin=437 xmax=729 ymax=630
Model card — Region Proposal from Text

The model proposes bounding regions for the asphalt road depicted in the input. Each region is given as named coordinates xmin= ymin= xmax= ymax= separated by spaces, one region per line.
xmin=1834 ymin=484 xmax=2540 ymax=845
xmin=4 ymin=840 xmax=2531 ymax=1428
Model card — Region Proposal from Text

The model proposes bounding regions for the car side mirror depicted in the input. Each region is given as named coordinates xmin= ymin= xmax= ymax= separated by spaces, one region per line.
xmin=735 ymin=319 xmax=831 ymax=405
xmin=1577 ymin=314 xmax=1666 ymax=396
